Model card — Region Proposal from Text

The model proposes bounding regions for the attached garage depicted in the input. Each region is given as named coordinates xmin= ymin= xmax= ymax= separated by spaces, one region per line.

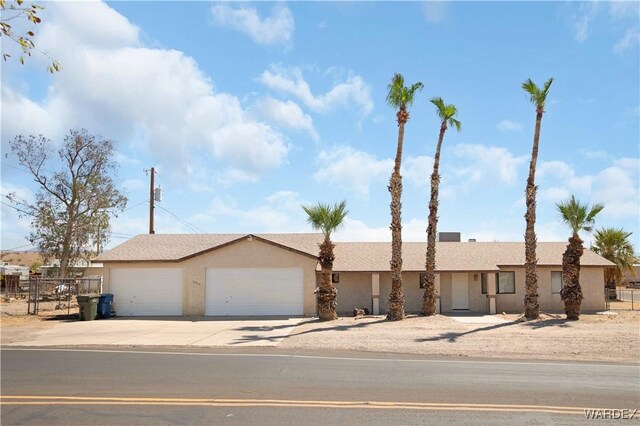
xmin=110 ymin=268 xmax=183 ymax=316
xmin=205 ymin=268 xmax=303 ymax=316
xmin=97 ymin=234 xmax=321 ymax=317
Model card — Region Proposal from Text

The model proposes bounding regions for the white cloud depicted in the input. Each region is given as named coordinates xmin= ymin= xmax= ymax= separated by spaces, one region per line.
xmin=538 ymin=160 xmax=594 ymax=194
xmin=574 ymin=14 xmax=591 ymax=42
xmin=582 ymin=150 xmax=609 ymax=161
xmin=259 ymin=66 xmax=374 ymax=116
xmin=540 ymin=187 xmax=571 ymax=203
xmin=609 ymin=2 xmax=640 ymax=21
xmin=496 ymin=119 xmax=522 ymax=132
xmin=314 ymin=146 xmax=393 ymax=197
xmin=614 ymin=27 xmax=640 ymax=54
xmin=254 ymin=98 xmax=319 ymax=141
xmin=592 ymin=160 xmax=639 ymax=218
xmin=572 ymin=2 xmax=600 ymax=42
xmin=334 ymin=217 xmax=427 ymax=242
xmin=195 ymin=191 xmax=309 ymax=233
xmin=0 ymin=183 xmax=36 ymax=250
xmin=422 ymin=2 xmax=447 ymax=24
xmin=211 ymin=3 xmax=294 ymax=47
xmin=452 ymin=144 xmax=528 ymax=185
xmin=538 ymin=157 xmax=639 ymax=219
xmin=2 ymin=2 xmax=288 ymax=185
xmin=403 ymin=155 xmax=434 ymax=187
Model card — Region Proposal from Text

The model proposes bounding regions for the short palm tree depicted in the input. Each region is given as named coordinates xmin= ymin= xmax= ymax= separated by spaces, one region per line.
xmin=386 ymin=73 xmax=423 ymax=321
xmin=522 ymin=77 xmax=553 ymax=320
xmin=592 ymin=227 xmax=638 ymax=297
xmin=556 ymin=195 xmax=604 ymax=320
xmin=302 ymin=200 xmax=348 ymax=321
xmin=422 ymin=97 xmax=460 ymax=316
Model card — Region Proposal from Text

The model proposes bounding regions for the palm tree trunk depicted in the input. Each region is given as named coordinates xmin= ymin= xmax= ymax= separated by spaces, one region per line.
xmin=422 ymin=121 xmax=447 ymax=315
xmin=317 ymin=238 xmax=338 ymax=321
xmin=388 ymin=111 xmax=407 ymax=321
xmin=524 ymin=109 xmax=543 ymax=320
xmin=560 ymin=234 xmax=584 ymax=320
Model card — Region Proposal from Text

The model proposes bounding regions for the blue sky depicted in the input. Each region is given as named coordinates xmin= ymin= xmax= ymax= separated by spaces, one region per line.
xmin=1 ymin=1 xmax=639 ymax=253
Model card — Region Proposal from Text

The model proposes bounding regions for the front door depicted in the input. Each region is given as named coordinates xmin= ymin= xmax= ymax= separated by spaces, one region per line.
xmin=452 ymin=273 xmax=469 ymax=310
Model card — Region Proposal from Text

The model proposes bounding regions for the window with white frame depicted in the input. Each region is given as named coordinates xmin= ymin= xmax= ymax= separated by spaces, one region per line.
xmin=551 ymin=271 xmax=563 ymax=294
xmin=496 ymin=271 xmax=515 ymax=294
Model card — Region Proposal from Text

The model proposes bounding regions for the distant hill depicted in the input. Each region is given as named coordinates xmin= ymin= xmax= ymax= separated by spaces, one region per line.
xmin=1 ymin=251 xmax=44 ymax=268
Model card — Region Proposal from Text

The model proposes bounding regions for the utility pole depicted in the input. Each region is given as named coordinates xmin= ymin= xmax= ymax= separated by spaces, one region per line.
xmin=149 ymin=167 xmax=155 ymax=234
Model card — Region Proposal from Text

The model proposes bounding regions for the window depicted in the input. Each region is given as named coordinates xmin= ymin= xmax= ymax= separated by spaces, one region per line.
xmin=481 ymin=273 xmax=487 ymax=294
xmin=551 ymin=271 xmax=563 ymax=294
xmin=419 ymin=273 xmax=426 ymax=289
xmin=331 ymin=273 xmax=339 ymax=284
xmin=496 ymin=271 xmax=515 ymax=294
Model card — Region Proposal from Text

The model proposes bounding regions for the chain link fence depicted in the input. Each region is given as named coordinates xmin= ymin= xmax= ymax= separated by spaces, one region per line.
xmin=27 ymin=277 xmax=103 ymax=316
xmin=605 ymin=287 xmax=638 ymax=311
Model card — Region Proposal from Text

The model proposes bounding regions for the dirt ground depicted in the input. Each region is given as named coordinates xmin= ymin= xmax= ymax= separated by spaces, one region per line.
xmin=0 ymin=297 xmax=77 ymax=344
xmin=1 ymin=298 xmax=638 ymax=363
xmin=281 ymin=308 xmax=640 ymax=363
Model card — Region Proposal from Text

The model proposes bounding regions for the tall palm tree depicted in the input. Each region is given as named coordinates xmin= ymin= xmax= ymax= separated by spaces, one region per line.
xmin=386 ymin=73 xmax=423 ymax=321
xmin=556 ymin=195 xmax=604 ymax=320
xmin=302 ymin=200 xmax=348 ymax=321
xmin=592 ymin=227 xmax=638 ymax=298
xmin=422 ymin=97 xmax=461 ymax=316
xmin=522 ymin=77 xmax=553 ymax=320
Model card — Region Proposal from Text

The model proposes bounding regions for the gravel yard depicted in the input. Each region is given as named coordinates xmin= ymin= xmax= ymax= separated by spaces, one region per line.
xmin=1 ymin=298 xmax=638 ymax=363
xmin=280 ymin=310 xmax=640 ymax=363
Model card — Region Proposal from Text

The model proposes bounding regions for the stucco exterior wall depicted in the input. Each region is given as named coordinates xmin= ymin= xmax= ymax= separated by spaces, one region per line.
xmin=332 ymin=272 xmax=371 ymax=314
xmin=103 ymin=238 xmax=319 ymax=316
xmin=494 ymin=266 xmax=605 ymax=313
xmin=331 ymin=266 xmax=605 ymax=316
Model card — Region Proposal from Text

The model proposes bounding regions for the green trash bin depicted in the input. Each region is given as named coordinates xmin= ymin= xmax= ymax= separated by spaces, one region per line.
xmin=77 ymin=295 xmax=100 ymax=321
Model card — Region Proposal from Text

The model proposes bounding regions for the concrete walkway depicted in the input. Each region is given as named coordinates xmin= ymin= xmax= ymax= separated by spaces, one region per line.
xmin=6 ymin=317 xmax=305 ymax=347
xmin=446 ymin=315 xmax=509 ymax=324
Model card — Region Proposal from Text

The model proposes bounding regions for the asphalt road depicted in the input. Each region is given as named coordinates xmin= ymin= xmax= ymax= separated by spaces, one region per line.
xmin=2 ymin=348 xmax=639 ymax=425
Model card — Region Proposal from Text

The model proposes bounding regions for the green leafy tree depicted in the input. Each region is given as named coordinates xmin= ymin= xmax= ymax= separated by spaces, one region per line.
xmin=302 ymin=201 xmax=348 ymax=321
xmin=0 ymin=0 xmax=60 ymax=72
xmin=522 ymin=77 xmax=553 ymax=320
xmin=9 ymin=129 xmax=127 ymax=278
xmin=422 ymin=97 xmax=460 ymax=316
xmin=386 ymin=73 xmax=423 ymax=321
xmin=556 ymin=195 xmax=604 ymax=320
xmin=591 ymin=228 xmax=638 ymax=295
xmin=29 ymin=261 xmax=42 ymax=272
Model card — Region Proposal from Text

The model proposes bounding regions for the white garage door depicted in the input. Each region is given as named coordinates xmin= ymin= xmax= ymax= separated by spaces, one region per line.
xmin=110 ymin=268 xmax=183 ymax=316
xmin=205 ymin=268 xmax=303 ymax=316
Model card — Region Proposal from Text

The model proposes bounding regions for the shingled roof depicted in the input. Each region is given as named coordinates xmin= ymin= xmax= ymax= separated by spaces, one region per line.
xmin=96 ymin=234 xmax=613 ymax=270
xmin=332 ymin=241 xmax=613 ymax=271
xmin=96 ymin=233 xmax=323 ymax=262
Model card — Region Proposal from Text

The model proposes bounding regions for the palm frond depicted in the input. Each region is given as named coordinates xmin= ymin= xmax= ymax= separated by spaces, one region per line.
xmin=556 ymin=195 xmax=603 ymax=236
xmin=431 ymin=97 xmax=461 ymax=131
xmin=301 ymin=200 xmax=348 ymax=240
xmin=387 ymin=73 xmax=422 ymax=109
xmin=522 ymin=77 xmax=554 ymax=107
xmin=542 ymin=77 xmax=554 ymax=97
xmin=449 ymin=117 xmax=462 ymax=131
xmin=592 ymin=227 xmax=638 ymax=281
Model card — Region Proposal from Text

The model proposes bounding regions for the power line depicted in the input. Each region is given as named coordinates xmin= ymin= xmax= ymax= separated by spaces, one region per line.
xmin=122 ymin=199 xmax=149 ymax=213
xmin=1 ymin=243 xmax=36 ymax=252
xmin=1 ymin=200 xmax=33 ymax=217
xmin=1 ymin=193 xmax=33 ymax=210
xmin=156 ymin=204 xmax=207 ymax=234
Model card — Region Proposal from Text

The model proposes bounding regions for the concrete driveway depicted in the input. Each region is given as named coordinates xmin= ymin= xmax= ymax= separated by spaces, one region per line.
xmin=5 ymin=317 xmax=305 ymax=348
